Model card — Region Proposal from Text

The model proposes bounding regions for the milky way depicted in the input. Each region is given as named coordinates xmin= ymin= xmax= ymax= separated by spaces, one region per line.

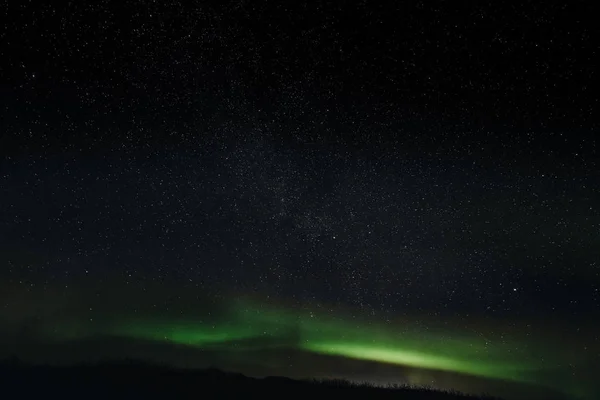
xmin=1 ymin=2 xmax=598 ymax=400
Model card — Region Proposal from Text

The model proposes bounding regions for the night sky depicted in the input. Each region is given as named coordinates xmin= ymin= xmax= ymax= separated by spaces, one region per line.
xmin=1 ymin=2 xmax=598 ymax=400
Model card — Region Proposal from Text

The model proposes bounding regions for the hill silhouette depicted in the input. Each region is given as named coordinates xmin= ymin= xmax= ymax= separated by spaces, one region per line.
xmin=0 ymin=359 xmax=501 ymax=400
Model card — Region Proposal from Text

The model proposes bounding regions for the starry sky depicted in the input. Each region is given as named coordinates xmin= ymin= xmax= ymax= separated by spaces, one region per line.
xmin=1 ymin=2 xmax=598 ymax=400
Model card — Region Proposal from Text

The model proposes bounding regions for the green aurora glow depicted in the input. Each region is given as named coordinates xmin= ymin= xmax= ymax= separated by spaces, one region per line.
xmin=40 ymin=298 xmax=591 ymax=399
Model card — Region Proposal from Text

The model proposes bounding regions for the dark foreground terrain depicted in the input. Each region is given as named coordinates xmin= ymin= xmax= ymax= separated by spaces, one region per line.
xmin=0 ymin=360 xmax=500 ymax=400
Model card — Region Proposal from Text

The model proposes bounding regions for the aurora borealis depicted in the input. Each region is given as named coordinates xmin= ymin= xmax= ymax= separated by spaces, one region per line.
xmin=52 ymin=301 xmax=542 ymax=383
xmin=102 ymin=304 xmax=540 ymax=383
xmin=2 ymin=1 xmax=599 ymax=400
xmin=6 ymin=285 xmax=592 ymax=400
